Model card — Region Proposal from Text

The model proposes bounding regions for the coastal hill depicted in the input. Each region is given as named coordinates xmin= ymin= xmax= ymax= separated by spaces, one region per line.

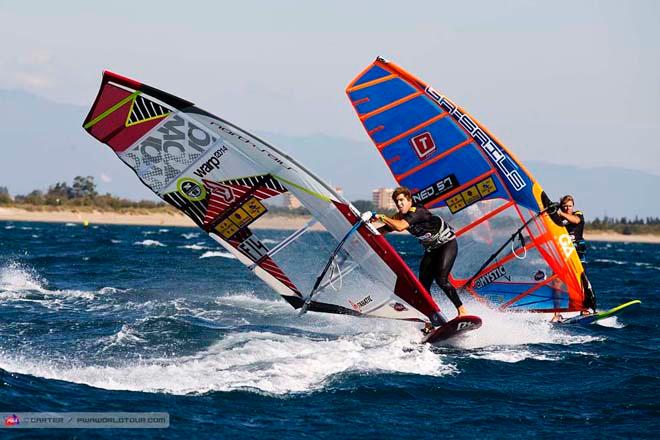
xmin=1 ymin=89 xmax=658 ymax=218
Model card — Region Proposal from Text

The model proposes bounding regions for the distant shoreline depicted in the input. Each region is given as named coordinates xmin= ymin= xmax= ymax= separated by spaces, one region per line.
xmin=0 ymin=206 xmax=321 ymax=231
xmin=1 ymin=206 xmax=658 ymax=243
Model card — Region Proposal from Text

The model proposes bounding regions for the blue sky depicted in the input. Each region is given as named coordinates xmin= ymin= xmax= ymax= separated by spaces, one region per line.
xmin=1 ymin=0 xmax=659 ymax=174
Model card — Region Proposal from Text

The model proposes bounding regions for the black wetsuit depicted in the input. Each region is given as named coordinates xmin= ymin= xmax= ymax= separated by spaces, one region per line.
xmin=399 ymin=206 xmax=463 ymax=309
xmin=561 ymin=209 xmax=597 ymax=311
xmin=562 ymin=210 xmax=586 ymax=262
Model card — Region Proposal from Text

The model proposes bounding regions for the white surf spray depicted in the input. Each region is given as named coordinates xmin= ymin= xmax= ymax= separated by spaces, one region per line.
xmin=429 ymin=298 xmax=604 ymax=363
xmin=0 ymin=326 xmax=455 ymax=396
xmin=0 ymin=262 xmax=96 ymax=301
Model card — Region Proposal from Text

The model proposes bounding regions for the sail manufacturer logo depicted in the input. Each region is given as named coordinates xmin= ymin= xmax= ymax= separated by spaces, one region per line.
xmin=473 ymin=265 xmax=508 ymax=289
xmin=410 ymin=132 xmax=436 ymax=160
xmin=122 ymin=114 xmax=217 ymax=193
xmin=193 ymin=146 xmax=229 ymax=178
xmin=412 ymin=174 xmax=458 ymax=205
xmin=207 ymin=120 xmax=294 ymax=171
xmin=349 ymin=295 xmax=373 ymax=312
xmin=424 ymin=86 xmax=527 ymax=192
xmin=177 ymin=177 xmax=207 ymax=202
xmin=558 ymin=234 xmax=575 ymax=258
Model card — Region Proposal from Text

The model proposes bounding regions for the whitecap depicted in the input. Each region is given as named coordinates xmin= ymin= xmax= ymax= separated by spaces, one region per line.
xmin=134 ymin=240 xmax=166 ymax=247
xmin=199 ymin=251 xmax=235 ymax=259
xmin=98 ymin=287 xmax=130 ymax=295
xmin=177 ymin=243 xmax=209 ymax=251
xmin=0 ymin=263 xmax=96 ymax=301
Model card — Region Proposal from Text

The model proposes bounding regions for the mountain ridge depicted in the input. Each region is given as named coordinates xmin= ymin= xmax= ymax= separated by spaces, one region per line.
xmin=1 ymin=89 xmax=657 ymax=217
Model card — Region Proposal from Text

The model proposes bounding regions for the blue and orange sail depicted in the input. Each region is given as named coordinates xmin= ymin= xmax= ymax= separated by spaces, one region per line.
xmin=346 ymin=57 xmax=591 ymax=313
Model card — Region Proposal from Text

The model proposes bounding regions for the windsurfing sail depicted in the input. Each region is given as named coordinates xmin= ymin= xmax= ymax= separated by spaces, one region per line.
xmin=83 ymin=71 xmax=447 ymax=325
xmin=346 ymin=57 xmax=592 ymax=313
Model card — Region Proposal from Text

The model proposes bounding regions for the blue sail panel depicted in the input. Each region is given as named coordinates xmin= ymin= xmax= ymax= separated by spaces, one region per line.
xmin=363 ymin=96 xmax=440 ymax=145
xmin=349 ymin=78 xmax=416 ymax=116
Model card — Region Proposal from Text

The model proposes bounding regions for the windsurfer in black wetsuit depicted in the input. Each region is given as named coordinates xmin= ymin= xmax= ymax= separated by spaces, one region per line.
xmin=553 ymin=194 xmax=597 ymax=319
xmin=373 ymin=187 xmax=468 ymax=330
xmin=557 ymin=195 xmax=587 ymax=263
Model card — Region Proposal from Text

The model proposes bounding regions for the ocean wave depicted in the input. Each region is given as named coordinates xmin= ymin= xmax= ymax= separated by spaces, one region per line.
xmin=142 ymin=229 xmax=170 ymax=236
xmin=467 ymin=348 xmax=560 ymax=363
xmin=178 ymin=243 xmax=210 ymax=251
xmin=593 ymin=258 xmax=626 ymax=265
xmin=97 ymin=287 xmax=131 ymax=295
xmin=182 ymin=232 xmax=200 ymax=239
xmin=0 ymin=329 xmax=455 ymax=396
xmin=199 ymin=251 xmax=235 ymax=259
xmin=134 ymin=240 xmax=166 ymax=247
xmin=0 ymin=262 xmax=46 ymax=292
xmin=634 ymin=262 xmax=660 ymax=270
xmin=0 ymin=263 xmax=97 ymax=301
xmin=100 ymin=324 xmax=147 ymax=351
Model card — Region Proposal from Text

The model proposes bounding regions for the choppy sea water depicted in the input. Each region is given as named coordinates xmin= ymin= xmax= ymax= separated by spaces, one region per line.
xmin=0 ymin=221 xmax=657 ymax=439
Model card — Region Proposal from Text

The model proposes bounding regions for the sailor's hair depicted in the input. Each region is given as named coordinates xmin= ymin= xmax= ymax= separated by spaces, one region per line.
xmin=392 ymin=187 xmax=412 ymax=202
xmin=560 ymin=195 xmax=575 ymax=205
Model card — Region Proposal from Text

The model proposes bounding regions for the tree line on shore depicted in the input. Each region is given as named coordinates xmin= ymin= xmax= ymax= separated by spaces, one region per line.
xmin=0 ymin=177 xmax=167 ymax=211
xmin=1 ymin=178 xmax=658 ymax=234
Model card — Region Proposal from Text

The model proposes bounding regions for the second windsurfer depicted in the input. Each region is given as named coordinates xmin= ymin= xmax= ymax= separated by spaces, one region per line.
xmin=374 ymin=187 xmax=469 ymax=324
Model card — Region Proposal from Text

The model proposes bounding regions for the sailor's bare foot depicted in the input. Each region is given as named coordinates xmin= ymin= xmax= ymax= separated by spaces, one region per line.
xmin=457 ymin=305 xmax=468 ymax=316
xmin=421 ymin=322 xmax=434 ymax=335
xmin=580 ymin=309 xmax=591 ymax=316
xmin=550 ymin=313 xmax=563 ymax=322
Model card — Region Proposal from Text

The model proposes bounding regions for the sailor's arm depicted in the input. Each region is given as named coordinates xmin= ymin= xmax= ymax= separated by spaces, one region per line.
xmin=376 ymin=214 xmax=410 ymax=232
xmin=558 ymin=210 xmax=583 ymax=225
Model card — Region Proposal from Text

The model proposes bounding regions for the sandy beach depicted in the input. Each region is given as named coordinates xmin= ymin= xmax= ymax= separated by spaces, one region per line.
xmin=1 ymin=206 xmax=658 ymax=243
xmin=0 ymin=207 xmax=323 ymax=231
